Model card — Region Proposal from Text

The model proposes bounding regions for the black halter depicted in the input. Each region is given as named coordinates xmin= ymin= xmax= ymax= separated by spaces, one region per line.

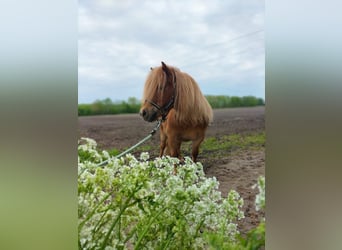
xmin=145 ymin=95 xmax=174 ymax=121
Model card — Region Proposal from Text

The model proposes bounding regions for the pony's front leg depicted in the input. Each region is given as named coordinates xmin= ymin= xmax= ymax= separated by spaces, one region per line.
xmin=159 ymin=124 xmax=168 ymax=157
xmin=159 ymin=134 xmax=167 ymax=157
xmin=167 ymin=137 xmax=182 ymax=174
xmin=168 ymin=137 xmax=181 ymax=159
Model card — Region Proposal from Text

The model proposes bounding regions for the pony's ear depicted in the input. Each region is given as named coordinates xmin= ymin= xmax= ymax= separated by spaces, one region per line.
xmin=161 ymin=61 xmax=172 ymax=77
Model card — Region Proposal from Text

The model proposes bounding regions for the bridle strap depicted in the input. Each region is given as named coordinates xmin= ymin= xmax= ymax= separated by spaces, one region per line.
xmin=146 ymin=99 xmax=162 ymax=111
xmin=145 ymin=96 xmax=174 ymax=120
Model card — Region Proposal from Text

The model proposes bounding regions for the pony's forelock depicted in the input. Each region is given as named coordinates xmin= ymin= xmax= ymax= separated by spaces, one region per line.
xmin=142 ymin=67 xmax=165 ymax=103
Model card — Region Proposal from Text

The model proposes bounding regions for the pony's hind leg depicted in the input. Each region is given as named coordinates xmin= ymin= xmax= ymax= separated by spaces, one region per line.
xmin=191 ymin=136 xmax=205 ymax=162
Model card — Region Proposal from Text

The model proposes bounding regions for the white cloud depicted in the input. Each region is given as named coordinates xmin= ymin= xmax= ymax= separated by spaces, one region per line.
xmin=78 ymin=0 xmax=264 ymax=103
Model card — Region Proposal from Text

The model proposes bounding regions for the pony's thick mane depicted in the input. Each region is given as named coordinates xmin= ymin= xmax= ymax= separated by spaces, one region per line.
xmin=143 ymin=65 xmax=213 ymax=127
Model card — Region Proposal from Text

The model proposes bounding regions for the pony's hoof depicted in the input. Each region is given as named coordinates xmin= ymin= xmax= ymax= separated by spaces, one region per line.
xmin=173 ymin=167 xmax=178 ymax=175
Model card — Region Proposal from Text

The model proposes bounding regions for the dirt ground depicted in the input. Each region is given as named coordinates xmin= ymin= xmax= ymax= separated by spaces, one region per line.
xmin=78 ymin=106 xmax=265 ymax=235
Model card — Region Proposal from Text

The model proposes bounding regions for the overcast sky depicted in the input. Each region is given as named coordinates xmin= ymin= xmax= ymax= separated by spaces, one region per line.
xmin=78 ymin=0 xmax=264 ymax=104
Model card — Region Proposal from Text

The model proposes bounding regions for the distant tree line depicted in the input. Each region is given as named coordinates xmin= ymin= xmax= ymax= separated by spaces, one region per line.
xmin=205 ymin=95 xmax=264 ymax=108
xmin=78 ymin=96 xmax=264 ymax=116
xmin=78 ymin=97 xmax=140 ymax=116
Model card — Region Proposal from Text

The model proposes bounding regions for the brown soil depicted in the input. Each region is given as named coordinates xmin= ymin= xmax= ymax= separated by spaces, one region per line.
xmin=78 ymin=106 xmax=265 ymax=235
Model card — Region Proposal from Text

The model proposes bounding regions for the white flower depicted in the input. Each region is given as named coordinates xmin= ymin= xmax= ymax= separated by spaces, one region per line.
xmin=78 ymin=137 xmax=246 ymax=248
xmin=139 ymin=152 xmax=150 ymax=161
xmin=254 ymin=176 xmax=265 ymax=211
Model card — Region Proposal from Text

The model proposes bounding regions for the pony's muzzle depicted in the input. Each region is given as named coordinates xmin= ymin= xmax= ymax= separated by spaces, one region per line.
xmin=140 ymin=108 xmax=158 ymax=122
xmin=140 ymin=109 xmax=147 ymax=118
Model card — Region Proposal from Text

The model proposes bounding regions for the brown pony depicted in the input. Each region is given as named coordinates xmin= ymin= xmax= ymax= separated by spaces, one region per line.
xmin=140 ymin=62 xmax=213 ymax=162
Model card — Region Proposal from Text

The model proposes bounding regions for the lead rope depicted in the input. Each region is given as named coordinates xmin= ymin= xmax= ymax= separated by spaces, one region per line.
xmin=96 ymin=119 xmax=163 ymax=167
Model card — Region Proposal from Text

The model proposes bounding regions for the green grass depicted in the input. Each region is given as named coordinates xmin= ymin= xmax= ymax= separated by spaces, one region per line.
xmin=107 ymin=144 xmax=153 ymax=157
xmin=108 ymin=148 xmax=120 ymax=156
xmin=106 ymin=132 xmax=265 ymax=159
xmin=199 ymin=132 xmax=264 ymax=152
xmin=136 ymin=144 xmax=153 ymax=152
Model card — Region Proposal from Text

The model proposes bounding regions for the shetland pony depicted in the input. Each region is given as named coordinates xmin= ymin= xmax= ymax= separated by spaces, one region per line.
xmin=140 ymin=62 xmax=213 ymax=163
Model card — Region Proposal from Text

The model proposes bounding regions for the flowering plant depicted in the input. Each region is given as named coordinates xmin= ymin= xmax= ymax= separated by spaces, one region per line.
xmin=78 ymin=138 xmax=247 ymax=249
xmin=254 ymin=176 xmax=265 ymax=211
